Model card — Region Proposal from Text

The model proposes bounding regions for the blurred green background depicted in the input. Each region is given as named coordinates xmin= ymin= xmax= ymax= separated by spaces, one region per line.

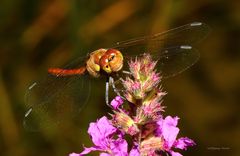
xmin=0 ymin=0 xmax=239 ymax=156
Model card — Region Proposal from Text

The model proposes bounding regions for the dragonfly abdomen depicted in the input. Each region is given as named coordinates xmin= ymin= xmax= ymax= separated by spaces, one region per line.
xmin=48 ymin=66 xmax=86 ymax=76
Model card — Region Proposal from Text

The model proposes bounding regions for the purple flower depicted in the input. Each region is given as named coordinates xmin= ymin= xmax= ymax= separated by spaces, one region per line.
xmin=111 ymin=96 xmax=124 ymax=109
xmin=156 ymin=116 xmax=195 ymax=156
xmin=174 ymin=137 xmax=196 ymax=150
xmin=156 ymin=116 xmax=180 ymax=148
xmin=73 ymin=116 xmax=128 ymax=156
xmin=70 ymin=54 xmax=196 ymax=156
xmin=129 ymin=145 xmax=140 ymax=156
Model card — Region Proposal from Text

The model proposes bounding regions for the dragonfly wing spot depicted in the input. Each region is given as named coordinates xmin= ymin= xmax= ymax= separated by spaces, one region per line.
xmin=190 ymin=22 xmax=202 ymax=26
xmin=28 ymin=82 xmax=37 ymax=90
xmin=25 ymin=108 xmax=32 ymax=117
xmin=180 ymin=45 xmax=192 ymax=50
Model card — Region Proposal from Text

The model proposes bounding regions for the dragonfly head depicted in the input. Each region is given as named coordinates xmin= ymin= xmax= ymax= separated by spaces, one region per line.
xmin=100 ymin=49 xmax=123 ymax=74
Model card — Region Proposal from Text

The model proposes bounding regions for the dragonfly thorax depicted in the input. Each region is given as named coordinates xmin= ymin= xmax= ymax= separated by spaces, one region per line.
xmin=86 ymin=48 xmax=123 ymax=77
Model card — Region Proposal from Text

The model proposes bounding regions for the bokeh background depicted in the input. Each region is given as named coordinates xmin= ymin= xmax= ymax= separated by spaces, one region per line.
xmin=0 ymin=0 xmax=239 ymax=156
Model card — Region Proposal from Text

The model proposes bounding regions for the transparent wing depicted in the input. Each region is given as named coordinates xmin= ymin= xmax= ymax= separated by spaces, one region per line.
xmin=112 ymin=22 xmax=209 ymax=52
xmin=116 ymin=46 xmax=199 ymax=80
xmin=111 ymin=22 xmax=209 ymax=78
xmin=153 ymin=45 xmax=199 ymax=78
xmin=24 ymin=56 xmax=91 ymax=131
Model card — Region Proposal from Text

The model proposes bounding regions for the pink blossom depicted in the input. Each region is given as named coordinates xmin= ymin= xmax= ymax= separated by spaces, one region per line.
xmin=70 ymin=54 xmax=195 ymax=156
xmin=72 ymin=116 xmax=128 ymax=156
xmin=111 ymin=96 xmax=124 ymax=109
xmin=174 ymin=137 xmax=196 ymax=150
xmin=156 ymin=116 xmax=195 ymax=155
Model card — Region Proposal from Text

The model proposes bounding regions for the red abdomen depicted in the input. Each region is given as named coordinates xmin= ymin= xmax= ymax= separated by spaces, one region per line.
xmin=48 ymin=67 xmax=86 ymax=76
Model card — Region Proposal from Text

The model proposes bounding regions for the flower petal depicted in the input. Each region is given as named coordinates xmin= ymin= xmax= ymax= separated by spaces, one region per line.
xmin=174 ymin=137 xmax=196 ymax=150
xmin=110 ymin=138 xmax=128 ymax=155
xmin=100 ymin=153 xmax=111 ymax=156
xmin=157 ymin=116 xmax=180 ymax=149
xmin=88 ymin=116 xmax=117 ymax=148
xmin=170 ymin=151 xmax=183 ymax=156
xmin=69 ymin=153 xmax=79 ymax=156
xmin=78 ymin=146 xmax=102 ymax=156
xmin=111 ymin=96 xmax=124 ymax=109
xmin=129 ymin=145 xmax=140 ymax=156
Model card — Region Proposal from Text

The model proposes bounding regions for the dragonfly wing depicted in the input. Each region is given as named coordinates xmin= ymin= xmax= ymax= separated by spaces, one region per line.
xmin=153 ymin=45 xmax=199 ymax=78
xmin=117 ymin=46 xmax=199 ymax=79
xmin=112 ymin=22 xmax=210 ymax=52
xmin=24 ymin=56 xmax=91 ymax=131
xmin=110 ymin=22 xmax=209 ymax=78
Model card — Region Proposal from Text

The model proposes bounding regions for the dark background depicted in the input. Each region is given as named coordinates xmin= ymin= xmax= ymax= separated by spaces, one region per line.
xmin=0 ymin=0 xmax=239 ymax=156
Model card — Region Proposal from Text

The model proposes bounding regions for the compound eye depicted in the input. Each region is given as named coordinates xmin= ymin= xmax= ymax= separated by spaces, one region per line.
xmin=108 ymin=55 xmax=115 ymax=62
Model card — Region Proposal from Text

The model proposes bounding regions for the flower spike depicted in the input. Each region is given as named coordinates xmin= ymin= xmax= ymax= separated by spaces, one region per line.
xmin=71 ymin=54 xmax=195 ymax=156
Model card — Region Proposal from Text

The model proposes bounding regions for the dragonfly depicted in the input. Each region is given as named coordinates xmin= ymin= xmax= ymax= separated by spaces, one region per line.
xmin=24 ymin=22 xmax=209 ymax=131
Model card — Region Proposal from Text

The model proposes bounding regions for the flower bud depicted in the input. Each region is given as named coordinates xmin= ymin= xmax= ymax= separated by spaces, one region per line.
xmin=113 ymin=111 xmax=139 ymax=135
xmin=140 ymin=136 xmax=163 ymax=155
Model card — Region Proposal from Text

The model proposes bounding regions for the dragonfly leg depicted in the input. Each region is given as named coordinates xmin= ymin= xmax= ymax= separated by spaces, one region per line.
xmin=109 ymin=77 xmax=120 ymax=96
xmin=122 ymin=70 xmax=132 ymax=75
xmin=105 ymin=78 xmax=110 ymax=107
xmin=109 ymin=77 xmax=125 ymax=100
